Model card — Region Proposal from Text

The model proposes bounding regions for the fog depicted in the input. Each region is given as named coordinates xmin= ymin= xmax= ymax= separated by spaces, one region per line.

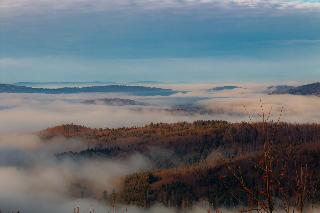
xmin=1 ymin=83 xmax=319 ymax=134
xmin=0 ymin=82 xmax=320 ymax=212
xmin=0 ymin=132 xmax=155 ymax=212
xmin=0 ymin=92 xmax=209 ymax=133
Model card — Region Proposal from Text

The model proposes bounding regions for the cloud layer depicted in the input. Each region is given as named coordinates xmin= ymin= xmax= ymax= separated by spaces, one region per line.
xmin=1 ymin=83 xmax=320 ymax=134
xmin=1 ymin=0 xmax=319 ymax=83
xmin=0 ymin=134 xmax=153 ymax=212
xmin=1 ymin=0 xmax=320 ymax=12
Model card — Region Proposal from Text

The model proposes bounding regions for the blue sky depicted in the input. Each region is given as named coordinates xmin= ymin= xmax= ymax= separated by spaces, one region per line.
xmin=0 ymin=0 xmax=320 ymax=83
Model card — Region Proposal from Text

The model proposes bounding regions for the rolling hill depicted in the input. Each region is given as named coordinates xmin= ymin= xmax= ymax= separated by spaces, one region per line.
xmin=268 ymin=82 xmax=320 ymax=96
xmin=40 ymin=121 xmax=320 ymax=209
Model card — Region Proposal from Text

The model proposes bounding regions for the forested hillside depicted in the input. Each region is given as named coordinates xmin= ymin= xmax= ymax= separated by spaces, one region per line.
xmin=40 ymin=121 xmax=320 ymax=211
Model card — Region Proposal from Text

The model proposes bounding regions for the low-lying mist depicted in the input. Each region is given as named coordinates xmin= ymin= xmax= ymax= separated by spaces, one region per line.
xmin=0 ymin=132 xmax=154 ymax=212
xmin=1 ymin=83 xmax=320 ymax=133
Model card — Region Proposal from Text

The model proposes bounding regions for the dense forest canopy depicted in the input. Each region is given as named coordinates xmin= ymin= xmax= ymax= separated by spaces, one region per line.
xmin=39 ymin=121 xmax=320 ymax=211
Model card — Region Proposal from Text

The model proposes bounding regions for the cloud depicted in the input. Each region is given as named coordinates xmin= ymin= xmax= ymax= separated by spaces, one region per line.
xmin=1 ymin=0 xmax=320 ymax=13
xmin=0 ymin=130 xmax=154 ymax=212
xmin=0 ymin=92 xmax=211 ymax=133
xmin=0 ymin=156 xmax=153 ymax=212
xmin=1 ymin=83 xmax=320 ymax=134
xmin=200 ymin=92 xmax=320 ymax=123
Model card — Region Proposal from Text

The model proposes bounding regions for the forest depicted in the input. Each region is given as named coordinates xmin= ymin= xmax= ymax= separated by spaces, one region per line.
xmin=40 ymin=120 xmax=320 ymax=212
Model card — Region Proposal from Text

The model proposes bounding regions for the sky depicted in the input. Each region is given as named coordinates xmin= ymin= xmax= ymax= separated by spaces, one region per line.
xmin=0 ymin=0 xmax=320 ymax=83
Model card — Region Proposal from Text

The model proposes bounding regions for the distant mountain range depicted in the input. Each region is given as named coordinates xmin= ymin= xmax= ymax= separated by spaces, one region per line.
xmin=14 ymin=81 xmax=117 ymax=88
xmin=0 ymin=83 xmax=177 ymax=96
xmin=81 ymin=98 xmax=147 ymax=106
xmin=268 ymin=82 xmax=320 ymax=96
xmin=208 ymin=85 xmax=240 ymax=92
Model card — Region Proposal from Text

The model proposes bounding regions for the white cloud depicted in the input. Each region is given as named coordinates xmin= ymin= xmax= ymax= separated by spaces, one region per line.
xmin=1 ymin=0 xmax=320 ymax=13
xmin=0 ymin=93 xmax=210 ymax=133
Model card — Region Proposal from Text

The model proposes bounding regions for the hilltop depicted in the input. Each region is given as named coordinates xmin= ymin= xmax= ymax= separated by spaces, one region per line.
xmin=268 ymin=82 xmax=320 ymax=96
xmin=40 ymin=121 xmax=320 ymax=209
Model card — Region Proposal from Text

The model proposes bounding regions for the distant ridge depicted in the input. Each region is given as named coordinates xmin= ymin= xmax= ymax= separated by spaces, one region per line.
xmin=208 ymin=85 xmax=240 ymax=92
xmin=14 ymin=81 xmax=117 ymax=88
xmin=269 ymin=82 xmax=320 ymax=96
xmin=81 ymin=98 xmax=147 ymax=106
xmin=0 ymin=83 xmax=178 ymax=96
